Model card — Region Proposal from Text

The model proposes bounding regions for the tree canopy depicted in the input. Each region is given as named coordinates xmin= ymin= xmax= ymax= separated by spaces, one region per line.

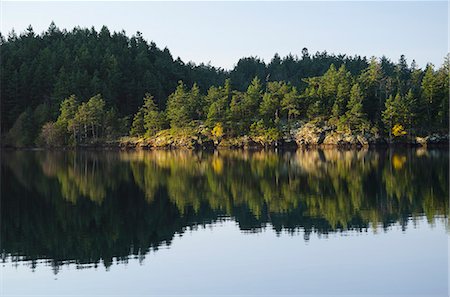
xmin=1 ymin=24 xmax=449 ymax=146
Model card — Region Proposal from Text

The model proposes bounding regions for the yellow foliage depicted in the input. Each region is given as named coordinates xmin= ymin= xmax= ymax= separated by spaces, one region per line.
xmin=211 ymin=157 xmax=224 ymax=174
xmin=392 ymin=154 xmax=407 ymax=170
xmin=392 ymin=124 xmax=407 ymax=137
xmin=211 ymin=123 xmax=224 ymax=139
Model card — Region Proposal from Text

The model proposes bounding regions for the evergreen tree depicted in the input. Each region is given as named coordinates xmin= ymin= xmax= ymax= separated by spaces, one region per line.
xmin=421 ymin=64 xmax=436 ymax=132
xmin=259 ymin=81 xmax=289 ymax=125
xmin=142 ymin=93 xmax=165 ymax=136
xmin=394 ymin=54 xmax=411 ymax=95
xmin=206 ymin=79 xmax=232 ymax=131
xmin=244 ymin=77 xmax=263 ymax=120
xmin=382 ymin=94 xmax=407 ymax=141
xmin=331 ymin=83 xmax=350 ymax=121
xmin=229 ymin=92 xmax=247 ymax=135
xmin=435 ymin=56 xmax=449 ymax=131
xmin=403 ymin=89 xmax=417 ymax=137
xmin=130 ymin=109 xmax=145 ymax=137
xmin=281 ymin=86 xmax=301 ymax=129
xmin=358 ymin=57 xmax=384 ymax=123
xmin=166 ymin=81 xmax=191 ymax=128
xmin=342 ymin=84 xmax=369 ymax=133
xmin=1 ymin=23 xmax=449 ymax=144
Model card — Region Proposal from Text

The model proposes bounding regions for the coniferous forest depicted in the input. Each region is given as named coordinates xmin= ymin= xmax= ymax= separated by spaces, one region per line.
xmin=1 ymin=23 xmax=449 ymax=148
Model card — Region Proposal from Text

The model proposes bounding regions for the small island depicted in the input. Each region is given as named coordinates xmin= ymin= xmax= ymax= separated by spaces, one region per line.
xmin=2 ymin=24 xmax=449 ymax=149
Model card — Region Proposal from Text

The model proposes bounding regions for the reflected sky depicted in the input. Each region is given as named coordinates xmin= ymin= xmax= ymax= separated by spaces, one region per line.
xmin=2 ymin=219 xmax=448 ymax=296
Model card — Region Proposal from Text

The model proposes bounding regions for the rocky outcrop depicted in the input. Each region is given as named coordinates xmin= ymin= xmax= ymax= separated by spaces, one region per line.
xmin=294 ymin=123 xmax=328 ymax=146
xmin=120 ymin=130 xmax=215 ymax=150
xmin=295 ymin=122 xmax=385 ymax=147
xmin=415 ymin=134 xmax=449 ymax=146
xmin=118 ymin=124 xmax=448 ymax=150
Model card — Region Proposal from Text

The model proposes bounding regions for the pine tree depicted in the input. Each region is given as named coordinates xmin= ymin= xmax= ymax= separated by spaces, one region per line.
xmin=331 ymin=83 xmax=350 ymax=121
xmin=166 ymin=81 xmax=191 ymax=128
xmin=206 ymin=80 xmax=232 ymax=130
xmin=259 ymin=81 xmax=288 ymax=125
xmin=142 ymin=93 xmax=164 ymax=136
xmin=403 ymin=89 xmax=417 ymax=138
xmin=187 ymin=83 xmax=204 ymax=121
xmin=435 ymin=56 xmax=449 ymax=132
xmin=359 ymin=57 xmax=383 ymax=123
xmin=281 ymin=86 xmax=301 ymax=130
xmin=244 ymin=77 xmax=263 ymax=120
xmin=382 ymin=94 xmax=408 ymax=141
xmin=343 ymin=84 xmax=369 ymax=133
xmin=130 ymin=109 xmax=145 ymax=137
xmin=421 ymin=64 xmax=436 ymax=133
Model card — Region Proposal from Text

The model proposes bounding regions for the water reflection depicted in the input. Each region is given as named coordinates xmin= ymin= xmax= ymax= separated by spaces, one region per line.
xmin=1 ymin=148 xmax=448 ymax=272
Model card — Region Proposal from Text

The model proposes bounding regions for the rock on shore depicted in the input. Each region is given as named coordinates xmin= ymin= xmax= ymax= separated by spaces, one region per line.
xmin=118 ymin=123 xmax=448 ymax=150
xmin=293 ymin=122 xmax=448 ymax=147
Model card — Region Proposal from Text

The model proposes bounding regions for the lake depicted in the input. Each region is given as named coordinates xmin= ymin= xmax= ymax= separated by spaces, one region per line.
xmin=1 ymin=148 xmax=448 ymax=296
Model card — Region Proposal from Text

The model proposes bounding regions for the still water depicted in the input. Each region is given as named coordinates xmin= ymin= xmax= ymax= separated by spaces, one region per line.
xmin=1 ymin=148 xmax=448 ymax=296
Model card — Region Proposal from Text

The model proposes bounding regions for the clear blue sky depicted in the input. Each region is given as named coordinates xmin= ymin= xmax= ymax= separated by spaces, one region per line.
xmin=1 ymin=1 xmax=448 ymax=69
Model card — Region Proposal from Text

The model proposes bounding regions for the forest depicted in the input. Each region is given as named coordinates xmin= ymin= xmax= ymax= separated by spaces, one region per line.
xmin=1 ymin=23 xmax=448 ymax=147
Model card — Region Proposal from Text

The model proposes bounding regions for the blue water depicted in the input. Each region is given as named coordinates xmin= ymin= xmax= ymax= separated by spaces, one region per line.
xmin=1 ymin=149 xmax=448 ymax=296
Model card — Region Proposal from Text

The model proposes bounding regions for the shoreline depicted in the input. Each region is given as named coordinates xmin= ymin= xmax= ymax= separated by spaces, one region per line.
xmin=2 ymin=139 xmax=448 ymax=151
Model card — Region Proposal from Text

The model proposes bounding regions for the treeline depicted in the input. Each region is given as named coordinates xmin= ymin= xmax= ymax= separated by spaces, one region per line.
xmin=130 ymin=56 xmax=449 ymax=144
xmin=1 ymin=23 xmax=224 ymax=140
xmin=1 ymin=23 xmax=369 ymax=133
xmin=1 ymin=23 xmax=449 ymax=147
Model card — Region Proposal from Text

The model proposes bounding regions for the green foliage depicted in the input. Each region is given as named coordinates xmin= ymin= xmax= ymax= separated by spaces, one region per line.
xmin=5 ymin=109 xmax=35 ymax=147
xmin=382 ymin=94 xmax=405 ymax=140
xmin=421 ymin=64 xmax=436 ymax=130
xmin=130 ymin=109 xmax=146 ymax=137
xmin=250 ymin=120 xmax=282 ymax=144
xmin=36 ymin=122 xmax=65 ymax=147
xmin=206 ymin=79 xmax=232 ymax=131
xmin=245 ymin=77 xmax=263 ymax=114
xmin=281 ymin=86 xmax=301 ymax=125
xmin=228 ymin=77 xmax=263 ymax=136
xmin=140 ymin=93 xmax=166 ymax=136
xmin=342 ymin=84 xmax=369 ymax=133
xmin=57 ymin=95 xmax=79 ymax=128
xmin=0 ymin=24 xmax=227 ymax=133
xmin=33 ymin=93 xmax=128 ymax=146
xmin=166 ymin=81 xmax=192 ymax=128
xmin=259 ymin=81 xmax=289 ymax=125
xmin=73 ymin=94 xmax=106 ymax=141
xmin=104 ymin=108 xmax=129 ymax=139
xmin=436 ymin=61 xmax=449 ymax=130
xmin=2 ymin=23 xmax=449 ymax=143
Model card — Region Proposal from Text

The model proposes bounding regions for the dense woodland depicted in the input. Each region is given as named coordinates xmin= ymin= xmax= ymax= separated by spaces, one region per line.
xmin=1 ymin=23 xmax=448 ymax=147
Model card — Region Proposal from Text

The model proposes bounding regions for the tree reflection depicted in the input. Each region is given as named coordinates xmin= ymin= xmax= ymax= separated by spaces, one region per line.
xmin=1 ymin=148 xmax=448 ymax=271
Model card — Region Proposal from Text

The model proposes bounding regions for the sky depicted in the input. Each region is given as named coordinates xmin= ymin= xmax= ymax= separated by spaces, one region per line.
xmin=1 ymin=1 xmax=448 ymax=70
